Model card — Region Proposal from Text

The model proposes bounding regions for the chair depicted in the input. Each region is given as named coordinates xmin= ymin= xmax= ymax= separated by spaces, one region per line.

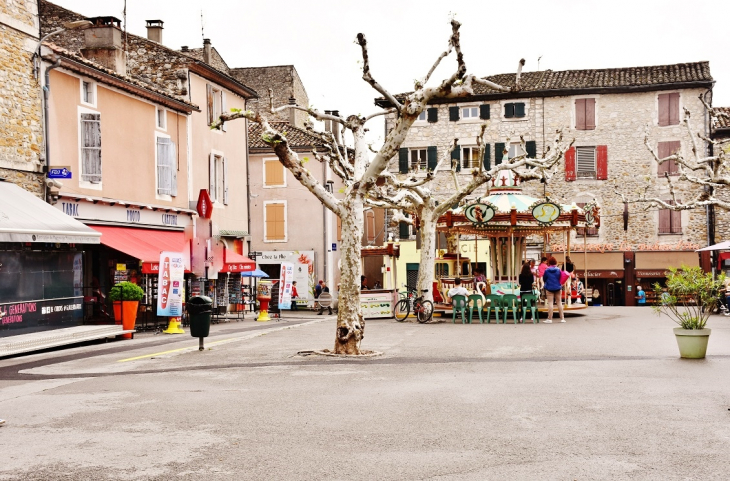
xmin=483 ymin=295 xmax=503 ymax=324
xmin=468 ymin=294 xmax=484 ymax=324
xmin=521 ymin=294 xmax=539 ymax=324
xmin=501 ymin=294 xmax=519 ymax=324
xmin=451 ymin=295 xmax=468 ymax=324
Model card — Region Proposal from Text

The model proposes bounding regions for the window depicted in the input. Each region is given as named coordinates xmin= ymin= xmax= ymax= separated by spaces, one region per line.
xmin=156 ymin=137 xmax=177 ymax=196
xmin=657 ymin=141 xmax=680 ymax=176
xmin=508 ymin=143 xmax=525 ymax=159
xmin=209 ymin=153 xmax=227 ymax=204
xmin=576 ymin=202 xmax=599 ymax=237
xmin=576 ymin=146 xmax=596 ymax=179
xmin=504 ymin=102 xmax=526 ymax=118
xmin=461 ymin=106 xmax=478 ymax=118
xmin=264 ymin=159 xmax=286 ymax=187
xmin=410 ymin=148 xmax=427 ymax=169
xmin=156 ymin=107 xmax=166 ymax=130
xmin=462 ymin=146 xmax=480 ymax=168
xmin=207 ymin=84 xmax=226 ymax=130
xmin=658 ymin=92 xmax=680 ymax=126
xmin=264 ymin=202 xmax=286 ymax=241
xmin=80 ymin=113 xmax=101 ymax=183
xmin=82 ymin=81 xmax=94 ymax=105
xmin=365 ymin=210 xmax=376 ymax=243
xmin=575 ymin=98 xmax=596 ymax=130
xmin=417 ymin=111 xmax=427 ymax=121
xmin=658 ymin=200 xmax=682 ymax=234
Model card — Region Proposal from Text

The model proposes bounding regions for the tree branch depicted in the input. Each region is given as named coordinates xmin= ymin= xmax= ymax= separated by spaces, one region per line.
xmin=356 ymin=33 xmax=402 ymax=112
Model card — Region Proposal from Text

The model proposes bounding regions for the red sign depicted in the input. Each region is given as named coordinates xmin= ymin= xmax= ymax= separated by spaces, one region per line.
xmin=196 ymin=189 xmax=213 ymax=219
xmin=224 ymin=262 xmax=255 ymax=273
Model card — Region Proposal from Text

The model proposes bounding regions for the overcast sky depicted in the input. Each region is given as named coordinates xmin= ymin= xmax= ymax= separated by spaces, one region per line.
xmin=56 ymin=0 xmax=730 ymax=144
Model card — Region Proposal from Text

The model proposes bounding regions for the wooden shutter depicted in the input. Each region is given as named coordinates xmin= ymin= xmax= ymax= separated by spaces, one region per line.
xmin=596 ymin=145 xmax=608 ymax=180
xmin=206 ymin=84 xmax=214 ymax=126
xmin=479 ymin=104 xmax=490 ymax=120
xmin=668 ymin=140 xmax=681 ymax=174
xmin=80 ymin=113 xmax=102 ymax=183
xmin=223 ymin=157 xmax=229 ymax=205
xmin=366 ymin=211 xmax=376 ymax=242
xmin=565 ymin=146 xmax=576 ymax=181
xmin=265 ymin=160 xmax=285 ymax=185
xmin=156 ymin=137 xmax=171 ymax=195
xmin=658 ymin=93 xmax=670 ymax=126
xmin=670 ymin=201 xmax=682 ymax=234
xmin=514 ymin=103 xmax=525 ymax=118
xmin=669 ymin=92 xmax=680 ymax=125
xmin=504 ymin=103 xmax=514 ymax=118
xmin=526 ymin=141 xmax=537 ymax=158
xmin=452 ymin=144 xmax=461 ymax=172
xmin=427 ymin=146 xmax=437 ymax=171
xmin=575 ymin=99 xmax=586 ymax=130
xmin=483 ymin=144 xmax=491 ymax=170
xmin=427 ymin=107 xmax=438 ymax=123
xmin=449 ymin=106 xmax=460 ymax=121
xmin=170 ymin=140 xmax=177 ymax=196
xmin=221 ymin=91 xmax=227 ymax=131
xmin=398 ymin=148 xmax=408 ymax=173
xmin=657 ymin=141 xmax=670 ymax=176
xmin=585 ymin=98 xmax=596 ymax=130
xmin=209 ymin=153 xmax=216 ymax=201
xmin=658 ymin=203 xmax=671 ymax=234
xmin=495 ymin=142 xmax=505 ymax=165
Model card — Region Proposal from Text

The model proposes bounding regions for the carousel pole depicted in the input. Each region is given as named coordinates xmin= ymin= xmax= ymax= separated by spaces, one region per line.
xmin=566 ymin=228 xmax=571 ymax=307
xmin=510 ymin=229 xmax=514 ymax=291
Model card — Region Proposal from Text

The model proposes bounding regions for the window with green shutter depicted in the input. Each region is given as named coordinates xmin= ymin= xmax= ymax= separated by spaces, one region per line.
xmin=399 ymin=217 xmax=410 ymax=239
xmin=514 ymin=103 xmax=525 ymax=117
xmin=451 ymin=144 xmax=461 ymax=171
xmin=504 ymin=104 xmax=514 ymax=119
xmin=526 ymin=140 xmax=537 ymax=158
xmin=427 ymin=108 xmax=438 ymax=123
xmin=504 ymin=102 xmax=526 ymax=119
xmin=399 ymin=148 xmax=409 ymax=173
xmin=427 ymin=146 xmax=438 ymax=171
xmin=480 ymin=104 xmax=490 ymax=120
xmin=483 ymin=144 xmax=491 ymax=170
xmin=449 ymin=106 xmax=460 ymax=122
xmin=495 ymin=142 xmax=505 ymax=165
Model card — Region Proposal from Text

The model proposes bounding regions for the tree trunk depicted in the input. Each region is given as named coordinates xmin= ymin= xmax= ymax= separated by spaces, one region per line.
xmin=334 ymin=196 xmax=365 ymax=354
xmin=416 ymin=205 xmax=437 ymax=303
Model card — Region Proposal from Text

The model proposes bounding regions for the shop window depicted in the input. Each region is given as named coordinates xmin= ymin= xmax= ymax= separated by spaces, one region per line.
xmin=657 ymin=141 xmax=681 ymax=176
xmin=209 ymin=153 xmax=227 ymax=204
xmin=264 ymin=159 xmax=286 ymax=187
xmin=658 ymin=200 xmax=682 ymax=234
xmin=80 ymin=113 xmax=102 ymax=183
xmin=156 ymin=136 xmax=177 ymax=196
xmin=265 ymin=201 xmax=287 ymax=242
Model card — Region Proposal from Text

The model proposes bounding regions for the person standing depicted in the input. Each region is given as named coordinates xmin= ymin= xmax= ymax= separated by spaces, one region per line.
xmin=542 ymin=257 xmax=565 ymax=323
xmin=360 ymin=276 xmax=369 ymax=290
xmin=637 ymin=285 xmax=646 ymax=306
xmin=290 ymin=281 xmax=299 ymax=311
xmin=317 ymin=280 xmax=332 ymax=315
xmin=518 ymin=263 xmax=535 ymax=321
xmin=565 ymin=256 xmax=575 ymax=278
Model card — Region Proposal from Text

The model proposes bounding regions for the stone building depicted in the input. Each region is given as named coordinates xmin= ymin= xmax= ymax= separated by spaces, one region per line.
xmin=0 ymin=0 xmax=44 ymax=196
xmin=709 ymin=106 xmax=730 ymax=275
xmin=378 ymin=62 xmax=714 ymax=306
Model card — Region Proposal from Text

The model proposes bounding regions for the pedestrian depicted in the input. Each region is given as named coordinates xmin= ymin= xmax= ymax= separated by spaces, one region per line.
xmin=315 ymin=280 xmax=323 ymax=299
xmin=446 ymin=278 xmax=469 ymax=301
xmin=290 ymin=281 xmax=299 ymax=311
xmin=542 ymin=257 xmax=565 ymax=323
xmin=565 ymin=256 xmax=575 ymax=277
xmin=317 ymin=280 xmax=332 ymax=315
xmin=529 ymin=259 xmax=538 ymax=277
xmin=360 ymin=275 xmax=369 ymax=290
xmin=637 ymin=285 xmax=646 ymax=306
xmin=518 ymin=263 xmax=535 ymax=321
xmin=537 ymin=256 xmax=549 ymax=278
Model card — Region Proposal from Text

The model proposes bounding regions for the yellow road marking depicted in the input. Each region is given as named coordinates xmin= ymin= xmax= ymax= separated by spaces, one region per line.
xmin=117 ymin=338 xmax=235 ymax=362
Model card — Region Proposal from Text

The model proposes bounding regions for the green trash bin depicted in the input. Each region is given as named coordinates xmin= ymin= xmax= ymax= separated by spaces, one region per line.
xmin=188 ymin=296 xmax=213 ymax=349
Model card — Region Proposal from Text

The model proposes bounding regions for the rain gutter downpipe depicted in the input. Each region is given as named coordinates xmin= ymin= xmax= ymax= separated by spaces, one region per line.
xmin=43 ymin=55 xmax=62 ymax=174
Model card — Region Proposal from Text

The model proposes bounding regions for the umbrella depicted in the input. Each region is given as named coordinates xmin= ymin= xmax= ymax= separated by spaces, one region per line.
xmin=241 ymin=268 xmax=269 ymax=278
xmin=697 ymin=240 xmax=730 ymax=252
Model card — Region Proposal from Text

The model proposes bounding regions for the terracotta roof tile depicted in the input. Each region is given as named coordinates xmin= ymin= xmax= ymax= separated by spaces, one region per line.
xmin=712 ymin=107 xmax=730 ymax=129
xmin=249 ymin=122 xmax=331 ymax=150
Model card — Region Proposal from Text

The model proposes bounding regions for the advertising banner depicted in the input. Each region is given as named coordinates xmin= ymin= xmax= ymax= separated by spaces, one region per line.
xmin=278 ymin=262 xmax=294 ymax=310
xmin=156 ymin=251 xmax=185 ymax=317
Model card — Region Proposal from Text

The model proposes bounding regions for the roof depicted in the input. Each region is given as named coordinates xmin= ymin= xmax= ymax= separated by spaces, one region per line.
xmin=375 ymin=61 xmax=713 ymax=106
xmin=249 ymin=121 xmax=331 ymax=150
xmin=712 ymin=107 xmax=730 ymax=130
xmin=184 ymin=47 xmax=230 ymax=75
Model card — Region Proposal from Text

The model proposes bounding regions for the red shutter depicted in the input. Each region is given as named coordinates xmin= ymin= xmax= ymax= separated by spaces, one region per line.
xmin=669 ymin=93 xmax=680 ymax=125
xmin=596 ymin=145 xmax=608 ymax=180
xmin=658 ymin=93 xmax=669 ymax=126
xmin=585 ymin=98 xmax=596 ymax=130
xmin=657 ymin=141 xmax=669 ymax=175
xmin=565 ymin=146 xmax=576 ymax=181
xmin=575 ymin=99 xmax=586 ymax=130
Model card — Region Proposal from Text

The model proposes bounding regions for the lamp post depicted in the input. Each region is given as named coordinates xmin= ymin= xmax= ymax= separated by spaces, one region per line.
xmin=34 ymin=20 xmax=92 ymax=79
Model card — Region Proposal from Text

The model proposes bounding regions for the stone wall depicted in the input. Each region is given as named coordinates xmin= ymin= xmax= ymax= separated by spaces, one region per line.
xmin=0 ymin=167 xmax=43 ymax=196
xmin=387 ymin=87 xmax=712 ymax=248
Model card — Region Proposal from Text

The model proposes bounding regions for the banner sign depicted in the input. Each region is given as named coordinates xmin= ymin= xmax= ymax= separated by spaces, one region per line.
xmin=0 ymin=297 xmax=83 ymax=328
xmin=156 ymin=251 xmax=185 ymax=316
xmin=278 ymin=262 xmax=294 ymax=310
xmin=48 ymin=167 xmax=72 ymax=179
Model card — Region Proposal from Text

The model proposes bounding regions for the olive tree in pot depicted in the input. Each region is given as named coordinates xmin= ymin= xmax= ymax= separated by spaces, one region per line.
xmin=109 ymin=281 xmax=144 ymax=338
xmin=653 ymin=266 xmax=725 ymax=359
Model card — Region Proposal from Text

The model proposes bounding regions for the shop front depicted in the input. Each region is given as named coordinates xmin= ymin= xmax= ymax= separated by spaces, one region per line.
xmin=634 ymin=251 xmax=700 ymax=304
xmin=566 ymin=252 xmax=625 ymax=306
xmin=257 ymin=251 xmax=315 ymax=306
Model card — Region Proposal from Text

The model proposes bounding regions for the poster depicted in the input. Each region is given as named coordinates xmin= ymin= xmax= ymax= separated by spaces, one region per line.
xmin=156 ymin=251 xmax=185 ymax=317
xmin=257 ymin=251 xmax=315 ymax=303
xmin=278 ymin=262 xmax=294 ymax=310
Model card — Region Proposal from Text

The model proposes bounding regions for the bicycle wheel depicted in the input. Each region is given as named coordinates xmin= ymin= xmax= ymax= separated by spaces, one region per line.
xmin=416 ymin=300 xmax=434 ymax=323
xmin=394 ymin=299 xmax=410 ymax=321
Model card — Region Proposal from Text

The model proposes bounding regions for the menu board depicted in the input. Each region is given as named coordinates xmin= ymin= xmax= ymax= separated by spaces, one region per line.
xmin=360 ymin=291 xmax=395 ymax=319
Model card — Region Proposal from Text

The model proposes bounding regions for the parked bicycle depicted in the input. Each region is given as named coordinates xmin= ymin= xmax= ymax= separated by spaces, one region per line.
xmin=394 ymin=287 xmax=433 ymax=323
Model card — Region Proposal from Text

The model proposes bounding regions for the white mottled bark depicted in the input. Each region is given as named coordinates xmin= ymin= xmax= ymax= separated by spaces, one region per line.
xmin=416 ymin=204 xmax=437 ymax=302
xmin=335 ymin=196 xmax=365 ymax=354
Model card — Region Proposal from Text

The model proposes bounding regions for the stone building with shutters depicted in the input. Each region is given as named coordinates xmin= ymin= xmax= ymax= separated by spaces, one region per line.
xmin=379 ymin=61 xmax=715 ymax=306
xmin=709 ymin=107 xmax=730 ymax=276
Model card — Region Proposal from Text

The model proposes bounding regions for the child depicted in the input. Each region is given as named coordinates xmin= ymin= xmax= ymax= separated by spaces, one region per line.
xmin=637 ymin=285 xmax=646 ymax=305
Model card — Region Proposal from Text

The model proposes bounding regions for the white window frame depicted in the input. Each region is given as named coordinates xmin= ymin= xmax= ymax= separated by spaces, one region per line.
xmin=460 ymin=105 xmax=479 ymax=120
xmin=80 ymin=79 xmax=97 ymax=108
xmin=263 ymin=157 xmax=287 ymax=188
xmin=264 ymin=200 xmax=288 ymax=243
xmin=508 ymin=142 xmax=525 ymax=159
xmin=77 ymin=105 xmax=102 ymax=190
xmin=416 ymin=111 xmax=427 ymax=122
xmin=409 ymin=148 xmax=427 ymax=170
xmin=156 ymin=106 xmax=167 ymax=131
xmin=462 ymin=146 xmax=480 ymax=168
xmin=209 ymin=149 xmax=227 ymax=206
xmin=155 ymin=132 xmax=173 ymax=201
xmin=575 ymin=145 xmax=597 ymax=179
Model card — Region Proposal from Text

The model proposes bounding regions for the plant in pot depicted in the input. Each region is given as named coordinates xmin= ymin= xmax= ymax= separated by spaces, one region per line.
xmin=109 ymin=281 xmax=144 ymax=338
xmin=652 ymin=266 xmax=725 ymax=359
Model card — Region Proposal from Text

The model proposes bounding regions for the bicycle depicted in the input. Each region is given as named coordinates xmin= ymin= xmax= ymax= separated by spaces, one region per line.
xmin=394 ymin=288 xmax=434 ymax=323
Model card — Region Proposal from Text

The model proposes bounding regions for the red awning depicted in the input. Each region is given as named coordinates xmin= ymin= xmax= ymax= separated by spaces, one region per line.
xmin=223 ymin=248 xmax=255 ymax=273
xmin=92 ymin=225 xmax=190 ymax=274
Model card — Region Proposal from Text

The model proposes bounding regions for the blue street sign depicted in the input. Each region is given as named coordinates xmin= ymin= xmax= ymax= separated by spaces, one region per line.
xmin=48 ymin=168 xmax=72 ymax=179
xmin=332 ymin=243 xmax=337 ymax=251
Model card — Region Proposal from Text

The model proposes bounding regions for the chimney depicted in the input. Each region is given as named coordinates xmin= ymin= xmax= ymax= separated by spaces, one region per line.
xmin=203 ymin=38 xmax=212 ymax=64
xmin=181 ymin=46 xmax=189 ymax=52
xmin=331 ymin=110 xmax=341 ymax=144
xmin=288 ymin=97 xmax=296 ymax=126
xmin=145 ymin=19 xmax=164 ymax=44
xmin=80 ymin=16 xmax=126 ymax=75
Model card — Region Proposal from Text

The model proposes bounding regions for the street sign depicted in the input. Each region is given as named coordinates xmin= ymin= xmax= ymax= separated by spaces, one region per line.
xmin=196 ymin=189 xmax=213 ymax=219
xmin=48 ymin=167 xmax=72 ymax=179
xmin=332 ymin=243 xmax=337 ymax=251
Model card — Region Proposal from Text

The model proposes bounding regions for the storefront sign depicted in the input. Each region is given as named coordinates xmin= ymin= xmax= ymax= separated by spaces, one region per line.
xmin=258 ymin=251 xmax=315 ymax=301
xmin=196 ymin=189 xmax=213 ymax=219
xmin=0 ymin=297 xmax=83 ymax=328
xmin=116 ymin=263 xmax=127 ymax=271
xmin=576 ymin=270 xmax=625 ymax=279
xmin=55 ymin=199 xmax=190 ymax=230
xmin=278 ymin=262 xmax=294 ymax=310
xmin=635 ymin=270 xmax=670 ymax=278
xmin=549 ymin=240 xmax=701 ymax=253
xmin=156 ymin=251 xmax=185 ymax=317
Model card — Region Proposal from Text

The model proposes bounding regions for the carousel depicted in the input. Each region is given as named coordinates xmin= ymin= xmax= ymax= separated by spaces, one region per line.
xmin=432 ymin=169 xmax=599 ymax=314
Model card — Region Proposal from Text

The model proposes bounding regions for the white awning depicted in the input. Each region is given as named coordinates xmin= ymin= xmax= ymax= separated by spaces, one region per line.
xmin=0 ymin=182 xmax=101 ymax=244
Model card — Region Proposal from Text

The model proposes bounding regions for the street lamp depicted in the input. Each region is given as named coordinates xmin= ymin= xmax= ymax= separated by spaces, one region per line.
xmin=34 ymin=20 xmax=92 ymax=79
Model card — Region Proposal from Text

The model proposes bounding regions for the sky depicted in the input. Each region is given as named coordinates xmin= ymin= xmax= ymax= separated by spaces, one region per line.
xmin=55 ymin=0 xmax=730 ymax=145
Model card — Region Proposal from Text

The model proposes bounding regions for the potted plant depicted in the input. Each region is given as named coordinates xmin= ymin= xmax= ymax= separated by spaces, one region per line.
xmin=109 ymin=281 xmax=144 ymax=338
xmin=653 ymin=266 xmax=724 ymax=359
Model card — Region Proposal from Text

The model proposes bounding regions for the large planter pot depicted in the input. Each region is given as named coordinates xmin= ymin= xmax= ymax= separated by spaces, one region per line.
xmin=673 ymin=327 xmax=711 ymax=359
xmin=113 ymin=300 xmax=139 ymax=339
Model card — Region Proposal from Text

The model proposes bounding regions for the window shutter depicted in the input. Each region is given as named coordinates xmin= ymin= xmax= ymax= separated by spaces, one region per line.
xmin=658 ymin=93 xmax=669 ymax=126
xmin=525 ymin=140 xmax=537 ymax=158
xmin=658 ymin=205 xmax=670 ymax=234
xmin=479 ymin=104 xmax=490 ymax=120
xmin=462 ymin=148 xmax=469 ymax=169
xmin=514 ymin=103 xmax=525 ymax=118
xmin=209 ymin=153 xmax=216 ymax=201
xmin=170 ymin=140 xmax=177 ymax=196
xmin=657 ymin=141 xmax=670 ymax=176
xmin=399 ymin=215 xmax=410 ymax=239
xmin=221 ymin=91 xmax=227 ymax=132
xmin=156 ymin=137 xmax=169 ymax=194
xmin=668 ymin=140 xmax=681 ymax=174
xmin=483 ymin=144 xmax=491 ymax=170
xmin=585 ymin=98 xmax=596 ymax=130
xmin=427 ymin=107 xmax=438 ymax=123
xmin=427 ymin=146 xmax=438 ymax=171
xmin=596 ymin=145 xmax=608 ymax=180
xmin=449 ymin=106 xmax=460 ymax=122
xmin=565 ymin=146 xmax=576 ymax=181
xmin=223 ymin=157 xmax=229 ymax=205
xmin=669 ymin=92 xmax=680 ymax=125
xmin=399 ymin=148 xmax=408 ymax=173
xmin=575 ymin=99 xmax=586 ymax=130
xmin=206 ymin=84 xmax=214 ymax=126
xmin=504 ymin=103 xmax=514 ymax=118
xmin=495 ymin=142 xmax=505 ymax=165
xmin=452 ymin=144 xmax=461 ymax=172
xmin=670 ymin=202 xmax=682 ymax=233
